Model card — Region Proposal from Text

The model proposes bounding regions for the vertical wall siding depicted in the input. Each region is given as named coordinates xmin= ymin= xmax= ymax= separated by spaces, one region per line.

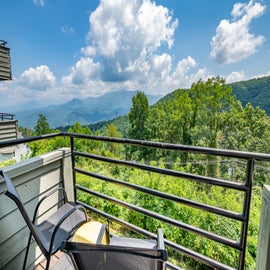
xmin=0 ymin=120 xmax=18 ymax=142
xmin=256 ymin=185 xmax=270 ymax=270
xmin=0 ymin=120 xmax=19 ymax=161
xmin=0 ymin=148 xmax=73 ymax=270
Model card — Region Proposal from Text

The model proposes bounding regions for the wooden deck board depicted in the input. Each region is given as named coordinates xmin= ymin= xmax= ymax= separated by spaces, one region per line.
xmin=34 ymin=251 xmax=74 ymax=270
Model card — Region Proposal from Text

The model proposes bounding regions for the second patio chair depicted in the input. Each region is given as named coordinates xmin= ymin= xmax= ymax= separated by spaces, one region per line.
xmin=63 ymin=228 xmax=168 ymax=270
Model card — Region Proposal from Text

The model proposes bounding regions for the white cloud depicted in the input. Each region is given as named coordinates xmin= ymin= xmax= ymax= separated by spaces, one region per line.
xmin=211 ymin=0 xmax=265 ymax=65
xmin=3 ymin=1 xmax=222 ymax=111
xmin=62 ymin=57 xmax=100 ymax=86
xmin=61 ymin=26 xmax=75 ymax=35
xmin=63 ymin=0 xmax=211 ymax=96
xmin=84 ymin=0 xmax=178 ymax=82
xmin=251 ymin=70 xmax=270 ymax=79
xmin=226 ymin=71 xmax=246 ymax=83
xmin=33 ymin=0 xmax=45 ymax=7
xmin=19 ymin=65 xmax=56 ymax=90
xmin=173 ymin=56 xmax=197 ymax=79
xmin=81 ymin=46 xmax=96 ymax=56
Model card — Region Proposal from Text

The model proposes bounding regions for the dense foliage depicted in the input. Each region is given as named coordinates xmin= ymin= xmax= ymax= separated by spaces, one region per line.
xmin=230 ymin=76 xmax=270 ymax=115
xmin=127 ymin=77 xmax=270 ymax=154
xmin=18 ymin=76 xmax=270 ymax=269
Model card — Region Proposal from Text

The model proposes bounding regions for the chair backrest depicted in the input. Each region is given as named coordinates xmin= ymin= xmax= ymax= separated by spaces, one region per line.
xmin=0 ymin=170 xmax=47 ymax=254
xmin=64 ymin=229 xmax=167 ymax=270
xmin=65 ymin=242 xmax=166 ymax=270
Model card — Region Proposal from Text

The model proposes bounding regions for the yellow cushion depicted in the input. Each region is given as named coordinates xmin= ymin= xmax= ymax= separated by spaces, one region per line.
xmin=72 ymin=221 xmax=109 ymax=244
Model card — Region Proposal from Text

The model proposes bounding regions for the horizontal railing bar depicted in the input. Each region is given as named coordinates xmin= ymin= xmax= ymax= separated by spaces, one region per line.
xmin=77 ymin=200 xmax=236 ymax=270
xmin=77 ymin=201 xmax=180 ymax=270
xmin=165 ymin=263 xmax=182 ymax=270
xmin=74 ymin=151 xmax=247 ymax=191
xmin=66 ymin=132 xmax=270 ymax=161
xmin=0 ymin=133 xmax=62 ymax=147
xmin=164 ymin=239 xmax=236 ymax=270
xmin=75 ymin=167 xmax=245 ymax=222
xmin=76 ymin=184 xmax=242 ymax=250
xmin=77 ymin=200 xmax=156 ymax=238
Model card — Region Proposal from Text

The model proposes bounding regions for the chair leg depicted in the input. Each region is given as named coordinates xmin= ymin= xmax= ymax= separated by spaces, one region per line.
xmin=45 ymin=255 xmax=51 ymax=270
xmin=23 ymin=232 xmax=32 ymax=270
xmin=69 ymin=254 xmax=79 ymax=270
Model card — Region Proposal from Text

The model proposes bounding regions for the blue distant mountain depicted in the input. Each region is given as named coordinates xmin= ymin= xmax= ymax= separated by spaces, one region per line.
xmin=16 ymin=90 xmax=162 ymax=129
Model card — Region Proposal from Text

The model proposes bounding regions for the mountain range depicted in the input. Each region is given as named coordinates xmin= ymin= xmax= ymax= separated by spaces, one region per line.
xmin=15 ymin=90 xmax=162 ymax=129
xmin=15 ymin=76 xmax=270 ymax=129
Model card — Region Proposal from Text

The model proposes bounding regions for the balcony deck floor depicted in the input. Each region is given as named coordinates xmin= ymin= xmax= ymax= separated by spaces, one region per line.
xmin=34 ymin=251 xmax=74 ymax=270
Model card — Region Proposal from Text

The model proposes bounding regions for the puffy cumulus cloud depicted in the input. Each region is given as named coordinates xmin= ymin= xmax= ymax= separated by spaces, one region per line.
xmin=0 ymin=79 xmax=63 ymax=112
xmin=169 ymin=57 xmax=212 ymax=89
xmin=88 ymin=0 xmax=178 ymax=56
xmin=84 ymin=0 xmax=178 ymax=82
xmin=63 ymin=0 xmax=211 ymax=96
xmin=62 ymin=57 xmax=100 ymax=85
xmin=18 ymin=65 xmax=56 ymax=90
xmin=211 ymin=1 xmax=265 ymax=65
xmin=173 ymin=56 xmax=197 ymax=80
xmin=226 ymin=71 xmax=246 ymax=83
xmin=122 ymin=55 xmax=212 ymax=94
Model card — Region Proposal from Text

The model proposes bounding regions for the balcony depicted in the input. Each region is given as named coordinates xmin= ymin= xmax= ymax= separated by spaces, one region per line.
xmin=0 ymin=132 xmax=270 ymax=270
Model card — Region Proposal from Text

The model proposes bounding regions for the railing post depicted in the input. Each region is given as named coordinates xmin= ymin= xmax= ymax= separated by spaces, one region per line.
xmin=256 ymin=185 xmax=270 ymax=270
xmin=238 ymin=159 xmax=254 ymax=270
xmin=70 ymin=136 xmax=77 ymax=203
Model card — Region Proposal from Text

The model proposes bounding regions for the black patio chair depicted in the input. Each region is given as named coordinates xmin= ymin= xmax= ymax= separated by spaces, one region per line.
xmin=0 ymin=170 xmax=89 ymax=270
xmin=63 ymin=228 xmax=168 ymax=270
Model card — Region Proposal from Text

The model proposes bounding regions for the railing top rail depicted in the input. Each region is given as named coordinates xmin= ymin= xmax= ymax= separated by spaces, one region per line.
xmin=0 ymin=133 xmax=62 ymax=147
xmin=0 ymin=113 xmax=16 ymax=121
xmin=0 ymin=40 xmax=7 ymax=46
xmin=1 ymin=131 xmax=270 ymax=162
xmin=65 ymin=132 xmax=270 ymax=161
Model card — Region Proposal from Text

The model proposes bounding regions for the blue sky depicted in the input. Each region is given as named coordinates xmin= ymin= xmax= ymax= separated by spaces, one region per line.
xmin=1 ymin=0 xmax=270 ymax=112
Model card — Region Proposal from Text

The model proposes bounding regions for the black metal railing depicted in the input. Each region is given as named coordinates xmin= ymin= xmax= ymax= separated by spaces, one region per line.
xmin=0 ymin=113 xmax=15 ymax=121
xmin=1 ymin=132 xmax=270 ymax=270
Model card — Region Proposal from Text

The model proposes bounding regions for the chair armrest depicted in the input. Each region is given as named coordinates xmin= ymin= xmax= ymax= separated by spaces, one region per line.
xmin=157 ymin=228 xmax=168 ymax=261
xmin=49 ymin=204 xmax=88 ymax=253
xmin=32 ymin=187 xmax=68 ymax=222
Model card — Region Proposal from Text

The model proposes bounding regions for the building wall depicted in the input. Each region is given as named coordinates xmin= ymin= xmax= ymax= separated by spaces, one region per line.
xmin=0 ymin=119 xmax=18 ymax=161
xmin=0 ymin=119 xmax=18 ymax=142
xmin=0 ymin=119 xmax=31 ymax=162
xmin=256 ymin=185 xmax=270 ymax=270
xmin=0 ymin=43 xmax=12 ymax=80
xmin=0 ymin=148 xmax=74 ymax=270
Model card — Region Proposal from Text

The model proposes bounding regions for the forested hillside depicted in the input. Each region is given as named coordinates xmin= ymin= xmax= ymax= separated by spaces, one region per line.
xmin=87 ymin=75 xmax=270 ymax=136
xmin=230 ymin=76 xmax=270 ymax=115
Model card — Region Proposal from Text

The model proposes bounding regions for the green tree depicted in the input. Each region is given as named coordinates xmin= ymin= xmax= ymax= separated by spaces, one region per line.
xmin=128 ymin=91 xmax=150 ymax=140
xmin=34 ymin=114 xmax=53 ymax=135
xmin=105 ymin=124 xmax=122 ymax=155
xmin=128 ymin=92 xmax=150 ymax=159
xmin=190 ymin=77 xmax=234 ymax=148
xmin=19 ymin=126 xmax=34 ymax=138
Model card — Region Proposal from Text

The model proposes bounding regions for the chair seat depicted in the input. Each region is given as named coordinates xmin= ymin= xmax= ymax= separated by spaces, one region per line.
xmin=110 ymin=236 xmax=157 ymax=249
xmin=37 ymin=202 xmax=87 ymax=254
